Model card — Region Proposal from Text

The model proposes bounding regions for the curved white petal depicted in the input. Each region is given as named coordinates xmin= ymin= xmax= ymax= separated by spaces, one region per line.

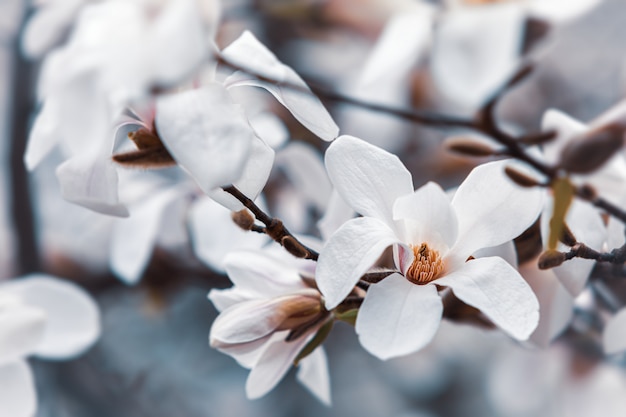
xmin=436 ymin=257 xmax=539 ymax=340
xmin=473 ymin=240 xmax=518 ymax=268
xmin=297 ymin=347 xmax=331 ymax=406
xmin=356 ymin=274 xmax=442 ymax=360
xmin=317 ymin=217 xmax=400 ymax=309
xmin=431 ymin=4 xmax=524 ymax=109
xmin=223 ymin=31 xmax=338 ymax=141
xmin=111 ymin=187 xmax=181 ymax=284
xmin=24 ymin=100 xmax=61 ymax=171
xmin=248 ymin=112 xmax=289 ymax=149
xmin=451 ymin=160 xmax=543 ymax=263
xmin=0 ymin=302 xmax=46 ymax=365
xmin=325 ymin=135 xmax=413 ymax=228
xmin=529 ymin=0 xmax=601 ymax=23
xmin=21 ymin=0 xmax=84 ymax=57
xmin=212 ymin=334 xmax=271 ymax=370
xmin=393 ymin=182 xmax=458 ymax=252
xmin=275 ymin=142 xmax=332 ymax=212
xmin=155 ymin=85 xmax=256 ymax=193
xmin=56 ymin=153 xmax=129 ymax=217
xmin=208 ymin=287 xmax=250 ymax=313
xmin=0 ymin=360 xmax=36 ymax=417
xmin=223 ymin=250 xmax=308 ymax=299
xmin=604 ymin=308 xmax=626 ymax=354
xmin=519 ymin=260 xmax=573 ymax=348
xmin=2 ymin=275 xmax=100 ymax=360
xmin=540 ymin=198 xmax=606 ymax=296
xmin=190 ymin=198 xmax=267 ymax=273
xmin=541 ymin=109 xmax=587 ymax=164
xmin=245 ymin=331 xmax=313 ymax=399
xmin=207 ymin=137 xmax=274 ymax=211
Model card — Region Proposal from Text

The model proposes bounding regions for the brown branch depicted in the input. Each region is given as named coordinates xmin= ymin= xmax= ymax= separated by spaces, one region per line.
xmin=222 ymin=185 xmax=319 ymax=261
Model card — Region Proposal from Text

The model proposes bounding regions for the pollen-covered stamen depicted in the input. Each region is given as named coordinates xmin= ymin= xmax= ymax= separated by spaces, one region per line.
xmin=406 ymin=243 xmax=444 ymax=285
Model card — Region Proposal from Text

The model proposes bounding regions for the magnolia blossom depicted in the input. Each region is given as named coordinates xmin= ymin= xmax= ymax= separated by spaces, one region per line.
xmin=316 ymin=135 xmax=542 ymax=359
xmin=209 ymin=249 xmax=331 ymax=404
xmin=0 ymin=275 xmax=100 ymax=417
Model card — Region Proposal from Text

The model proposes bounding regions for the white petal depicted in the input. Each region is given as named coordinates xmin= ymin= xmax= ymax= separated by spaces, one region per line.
xmin=358 ymin=9 xmax=433 ymax=89
xmin=223 ymin=31 xmax=338 ymax=141
xmin=155 ymin=85 xmax=256 ymax=193
xmin=0 ymin=360 xmax=37 ymax=417
xmin=246 ymin=331 xmax=313 ymax=399
xmin=356 ymin=274 xmax=442 ymax=360
xmin=189 ymin=198 xmax=267 ymax=273
xmin=317 ymin=217 xmax=400 ymax=309
xmin=212 ymin=334 xmax=271 ymax=370
xmin=0 ymin=302 xmax=46 ymax=365
xmin=540 ymin=198 xmax=606 ymax=296
xmin=56 ymin=153 xmax=129 ymax=217
xmin=325 ymin=135 xmax=413 ymax=228
xmin=248 ymin=112 xmax=289 ymax=149
xmin=541 ymin=109 xmax=587 ymax=164
xmin=224 ymin=250 xmax=308 ymax=298
xmin=207 ymin=137 xmax=275 ymax=211
xmin=519 ymin=261 xmax=573 ymax=348
xmin=436 ymin=257 xmax=539 ymax=340
xmin=604 ymin=308 xmax=626 ymax=354
xmin=24 ymin=100 xmax=60 ymax=170
xmin=393 ymin=182 xmax=458 ymax=252
xmin=275 ymin=142 xmax=332 ymax=212
xmin=111 ymin=187 xmax=181 ymax=284
xmin=431 ymin=4 xmax=524 ymax=109
xmin=208 ymin=287 xmax=250 ymax=313
xmin=473 ymin=240 xmax=518 ymax=268
xmin=450 ymin=160 xmax=543 ymax=264
xmin=2 ymin=275 xmax=101 ymax=360
xmin=317 ymin=190 xmax=355 ymax=242
xmin=529 ymin=0 xmax=601 ymax=23
xmin=297 ymin=348 xmax=331 ymax=406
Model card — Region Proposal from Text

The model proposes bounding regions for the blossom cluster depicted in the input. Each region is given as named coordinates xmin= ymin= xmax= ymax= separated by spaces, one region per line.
xmin=6 ymin=0 xmax=626 ymax=413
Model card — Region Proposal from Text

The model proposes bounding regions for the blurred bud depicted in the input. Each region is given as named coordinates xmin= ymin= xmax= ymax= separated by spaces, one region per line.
xmin=445 ymin=136 xmax=497 ymax=157
xmin=113 ymin=128 xmax=175 ymax=168
xmin=519 ymin=130 xmax=557 ymax=145
xmin=232 ymin=209 xmax=256 ymax=231
xmin=578 ymin=184 xmax=598 ymax=201
xmin=521 ymin=17 xmax=551 ymax=54
xmin=281 ymin=235 xmax=311 ymax=259
xmin=558 ymin=124 xmax=625 ymax=174
xmin=504 ymin=165 xmax=541 ymax=187
xmin=538 ymin=249 xmax=566 ymax=269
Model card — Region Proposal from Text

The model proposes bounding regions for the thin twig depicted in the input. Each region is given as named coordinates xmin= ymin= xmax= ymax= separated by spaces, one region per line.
xmin=222 ymin=185 xmax=319 ymax=261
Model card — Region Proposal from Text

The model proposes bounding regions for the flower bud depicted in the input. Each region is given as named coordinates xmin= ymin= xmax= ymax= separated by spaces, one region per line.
xmin=558 ymin=124 xmax=625 ymax=174
xmin=504 ymin=165 xmax=541 ymax=188
xmin=445 ymin=136 xmax=497 ymax=157
xmin=231 ymin=209 xmax=256 ymax=231
xmin=538 ymin=249 xmax=566 ymax=270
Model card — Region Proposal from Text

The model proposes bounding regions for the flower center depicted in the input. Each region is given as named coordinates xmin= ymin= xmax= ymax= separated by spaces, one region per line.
xmin=406 ymin=243 xmax=444 ymax=285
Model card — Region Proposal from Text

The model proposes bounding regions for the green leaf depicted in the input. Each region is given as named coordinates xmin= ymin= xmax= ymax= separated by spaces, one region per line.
xmin=294 ymin=320 xmax=333 ymax=366
xmin=334 ymin=309 xmax=358 ymax=326
xmin=548 ymin=177 xmax=575 ymax=250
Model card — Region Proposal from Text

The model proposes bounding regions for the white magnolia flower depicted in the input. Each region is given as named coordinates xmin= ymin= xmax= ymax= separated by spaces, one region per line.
xmin=0 ymin=274 xmax=100 ymax=417
xmin=209 ymin=249 xmax=331 ymax=405
xmin=316 ymin=135 xmax=542 ymax=359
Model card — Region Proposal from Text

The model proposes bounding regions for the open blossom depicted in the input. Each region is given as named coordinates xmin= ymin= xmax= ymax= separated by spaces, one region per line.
xmin=316 ymin=135 xmax=542 ymax=359
xmin=209 ymin=249 xmax=331 ymax=404
xmin=0 ymin=275 xmax=100 ymax=417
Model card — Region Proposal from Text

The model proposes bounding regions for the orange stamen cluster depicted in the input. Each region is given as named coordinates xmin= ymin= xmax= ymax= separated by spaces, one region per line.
xmin=406 ymin=243 xmax=444 ymax=285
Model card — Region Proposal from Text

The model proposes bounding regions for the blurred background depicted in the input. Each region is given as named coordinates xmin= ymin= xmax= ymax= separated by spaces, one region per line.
xmin=3 ymin=0 xmax=626 ymax=416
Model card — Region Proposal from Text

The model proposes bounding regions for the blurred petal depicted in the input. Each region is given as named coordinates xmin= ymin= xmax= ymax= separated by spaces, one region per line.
xmin=431 ymin=4 xmax=524 ymax=109
xmin=520 ymin=260 xmax=574 ymax=348
xmin=0 ymin=360 xmax=36 ymax=417
xmin=24 ymin=100 xmax=60 ymax=170
xmin=207 ymin=137 xmax=274 ymax=211
xmin=325 ymin=135 xmax=413 ymax=228
xmin=248 ymin=112 xmax=289 ymax=149
xmin=2 ymin=275 xmax=100 ymax=360
xmin=317 ymin=217 xmax=399 ymax=309
xmin=276 ymin=142 xmax=332 ymax=212
xmin=317 ymin=190 xmax=355 ymax=242
xmin=393 ymin=182 xmax=458 ymax=253
xmin=356 ymin=274 xmax=442 ymax=360
xmin=111 ymin=187 xmax=181 ymax=284
xmin=297 ymin=348 xmax=331 ymax=406
xmin=246 ymin=331 xmax=313 ymax=399
xmin=529 ymin=0 xmax=602 ymax=23
xmin=155 ymin=85 xmax=256 ymax=193
xmin=436 ymin=257 xmax=539 ymax=340
xmin=190 ymin=198 xmax=267 ymax=273
xmin=450 ymin=160 xmax=543 ymax=264
xmin=223 ymin=31 xmax=338 ymax=141
xmin=541 ymin=109 xmax=587 ymax=164
xmin=56 ymin=152 xmax=129 ymax=217
xmin=604 ymin=308 xmax=626 ymax=354
xmin=0 ymin=300 xmax=45 ymax=365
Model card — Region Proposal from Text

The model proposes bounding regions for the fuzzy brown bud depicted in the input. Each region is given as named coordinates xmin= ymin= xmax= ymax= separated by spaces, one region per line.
xmin=446 ymin=137 xmax=497 ymax=157
xmin=504 ymin=165 xmax=541 ymax=188
xmin=559 ymin=124 xmax=625 ymax=174
xmin=538 ymin=249 xmax=566 ymax=270
xmin=231 ymin=209 xmax=256 ymax=231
